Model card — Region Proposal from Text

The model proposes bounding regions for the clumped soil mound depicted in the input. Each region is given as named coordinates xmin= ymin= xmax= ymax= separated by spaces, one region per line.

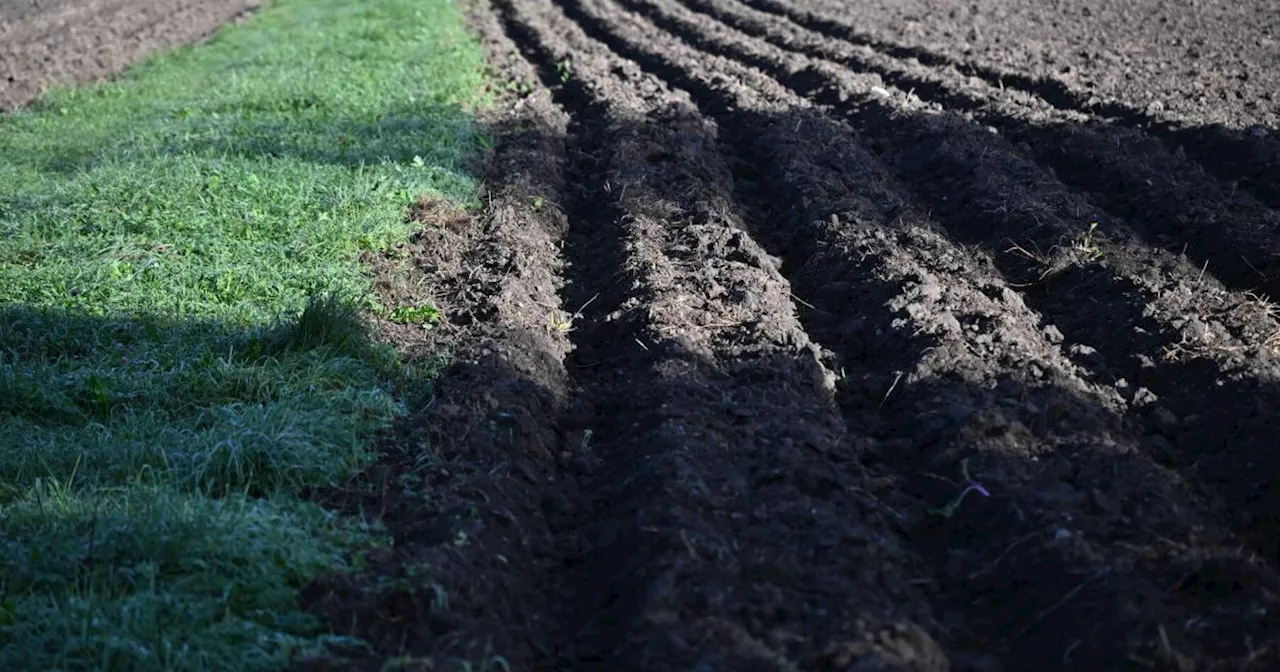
xmin=295 ymin=0 xmax=1280 ymax=670
xmin=0 ymin=0 xmax=259 ymax=111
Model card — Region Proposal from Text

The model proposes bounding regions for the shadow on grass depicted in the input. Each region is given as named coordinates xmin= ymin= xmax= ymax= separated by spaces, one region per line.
xmin=0 ymin=295 xmax=414 ymax=497
xmin=2 ymin=99 xmax=482 ymax=181
xmin=0 ymin=290 xmax=443 ymax=669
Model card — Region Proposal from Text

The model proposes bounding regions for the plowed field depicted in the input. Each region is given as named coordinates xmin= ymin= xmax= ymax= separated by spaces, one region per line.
xmin=8 ymin=0 xmax=1280 ymax=670
xmin=327 ymin=0 xmax=1280 ymax=668
xmin=0 ymin=0 xmax=260 ymax=111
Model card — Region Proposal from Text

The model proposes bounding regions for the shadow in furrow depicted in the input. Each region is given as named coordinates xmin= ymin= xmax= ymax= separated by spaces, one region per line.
xmin=546 ymin=0 xmax=1280 ymax=668
xmin=630 ymin=0 xmax=1280 ymax=304
xmin=613 ymin=0 xmax=1280 ymax=579
xmin=492 ymin=2 xmax=958 ymax=670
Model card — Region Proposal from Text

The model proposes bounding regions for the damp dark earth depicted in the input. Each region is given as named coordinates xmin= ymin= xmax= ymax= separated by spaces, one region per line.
xmin=6 ymin=0 xmax=1280 ymax=670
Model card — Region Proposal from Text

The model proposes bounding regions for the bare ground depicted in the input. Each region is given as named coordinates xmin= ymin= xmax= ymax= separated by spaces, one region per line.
xmin=303 ymin=0 xmax=1280 ymax=669
xmin=9 ymin=0 xmax=1280 ymax=670
xmin=0 ymin=0 xmax=260 ymax=111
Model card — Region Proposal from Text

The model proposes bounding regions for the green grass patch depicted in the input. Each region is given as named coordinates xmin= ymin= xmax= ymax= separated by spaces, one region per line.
xmin=0 ymin=0 xmax=489 ymax=668
xmin=385 ymin=301 xmax=443 ymax=329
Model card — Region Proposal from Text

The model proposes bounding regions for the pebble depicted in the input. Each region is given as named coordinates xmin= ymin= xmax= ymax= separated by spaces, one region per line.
xmin=1068 ymin=343 xmax=1099 ymax=357
xmin=1132 ymin=387 xmax=1158 ymax=407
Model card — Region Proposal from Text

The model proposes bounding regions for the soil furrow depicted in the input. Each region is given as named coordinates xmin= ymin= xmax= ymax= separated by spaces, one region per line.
xmin=299 ymin=2 xmax=580 ymax=667
xmin=738 ymin=0 xmax=1280 ymax=212
xmin=736 ymin=0 xmax=1178 ymax=129
xmin=0 ymin=0 xmax=260 ymax=111
xmin=599 ymin=0 xmax=1280 ymax=576
xmin=494 ymin=0 xmax=963 ymax=668
xmin=15 ymin=0 xmax=1280 ymax=670
xmin=651 ymin=0 xmax=1280 ymax=303
xmin=735 ymin=0 xmax=1144 ymax=121
xmin=549 ymin=0 xmax=1280 ymax=666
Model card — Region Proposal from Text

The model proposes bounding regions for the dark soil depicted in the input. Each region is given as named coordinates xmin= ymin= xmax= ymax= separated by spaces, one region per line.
xmin=0 ymin=0 xmax=260 ymax=111
xmin=288 ymin=0 xmax=1280 ymax=668
xmin=737 ymin=0 xmax=1280 ymax=131
xmin=21 ymin=0 xmax=1279 ymax=669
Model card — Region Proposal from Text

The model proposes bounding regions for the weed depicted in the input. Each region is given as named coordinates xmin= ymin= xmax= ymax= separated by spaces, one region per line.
xmin=548 ymin=311 xmax=574 ymax=333
xmin=928 ymin=459 xmax=992 ymax=519
xmin=387 ymin=302 xmax=443 ymax=329
xmin=1072 ymin=221 xmax=1105 ymax=261
xmin=266 ymin=292 xmax=371 ymax=356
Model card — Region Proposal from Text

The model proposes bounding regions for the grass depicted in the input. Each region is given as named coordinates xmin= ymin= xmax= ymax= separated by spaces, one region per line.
xmin=0 ymin=0 xmax=489 ymax=669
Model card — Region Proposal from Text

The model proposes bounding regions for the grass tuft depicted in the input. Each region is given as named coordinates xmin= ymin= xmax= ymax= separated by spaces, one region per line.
xmin=264 ymin=291 xmax=374 ymax=359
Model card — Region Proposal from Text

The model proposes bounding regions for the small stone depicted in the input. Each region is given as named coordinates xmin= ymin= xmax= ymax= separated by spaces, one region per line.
xmin=1068 ymin=343 xmax=1099 ymax=358
xmin=1132 ymin=387 xmax=1158 ymax=407
xmin=1042 ymin=324 xmax=1065 ymax=344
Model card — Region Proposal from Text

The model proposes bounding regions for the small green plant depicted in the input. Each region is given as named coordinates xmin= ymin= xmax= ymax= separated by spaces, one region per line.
xmin=388 ymin=303 xmax=442 ymax=329
xmin=548 ymin=310 xmax=573 ymax=334
xmin=928 ymin=459 xmax=991 ymax=518
xmin=556 ymin=58 xmax=573 ymax=83
xmin=1073 ymin=221 xmax=1105 ymax=261
xmin=531 ymin=195 xmax=545 ymax=211
xmin=498 ymin=76 xmax=536 ymax=97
